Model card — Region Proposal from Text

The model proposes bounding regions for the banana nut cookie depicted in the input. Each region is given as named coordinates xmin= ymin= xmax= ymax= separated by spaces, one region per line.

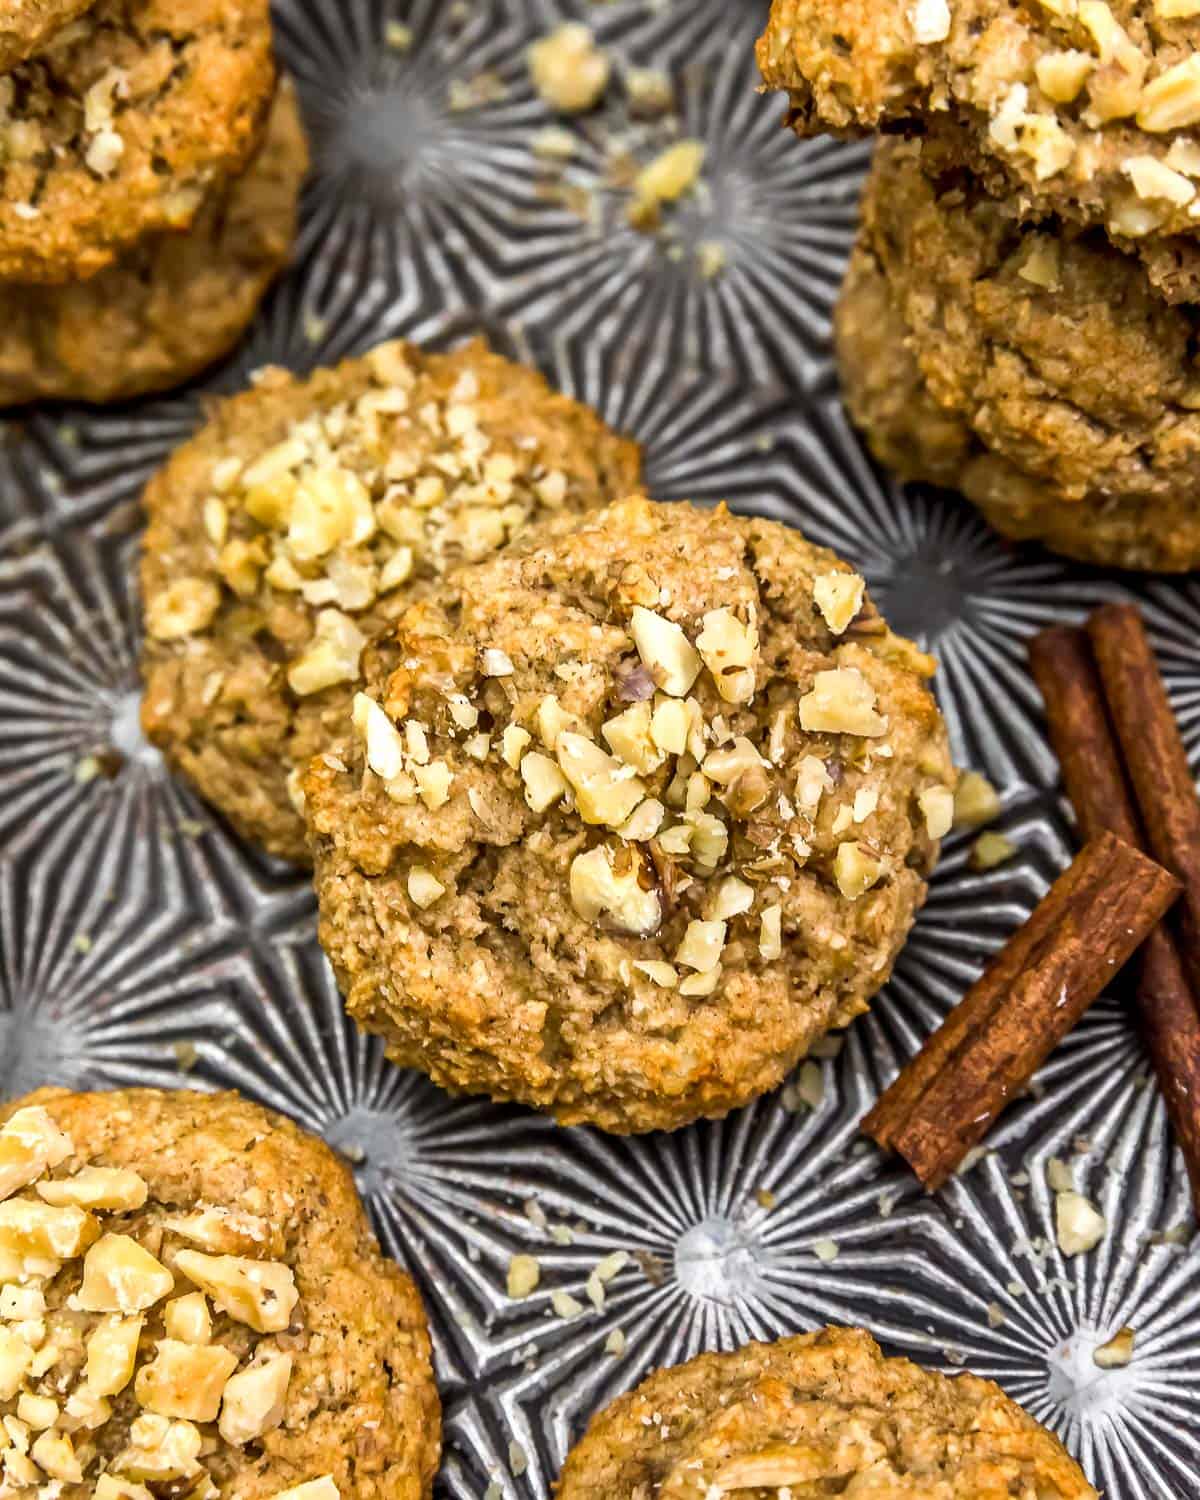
xmin=140 ymin=338 xmax=641 ymax=864
xmin=302 ymin=497 xmax=955 ymax=1134
xmin=0 ymin=1087 xmax=439 ymax=1500
xmin=0 ymin=80 xmax=306 ymax=406
xmin=837 ymin=139 xmax=1200 ymax=570
xmin=757 ymin=0 xmax=1200 ymax=300
xmin=0 ymin=0 xmax=94 ymax=73
xmin=556 ymin=1327 xmax=1096 ymax=1498
xmin=0 ymin=0 xmax=276 ymax=283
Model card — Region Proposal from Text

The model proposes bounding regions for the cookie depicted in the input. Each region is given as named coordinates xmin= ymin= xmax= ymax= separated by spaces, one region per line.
xmin=0 ymin=79 xmax=307 ymax=406
xmin=302 ymin=496 xmax=955 ymax=1134
xmin=0 ymin=1087 xmax=440 ymax=1500
xmin=757 ymin=0 xmax=1200 ymax=300
xmin=556 ymin=1327 xmax=1096 ymax=1498
xmin=0 ymin=0 xmax=276 ymax=284
xmin=0 ymin=0 xmax=94 ymax=72
xmin=140 ymin=338 xmax=641 ymax=864
xmin=837 ymin=139 xmax=1200 ymax=571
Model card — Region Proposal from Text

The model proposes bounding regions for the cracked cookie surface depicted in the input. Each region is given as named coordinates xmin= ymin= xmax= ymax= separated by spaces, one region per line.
xmin=557 ymin=1327 xmax=1096 ymax=1498
xmin=0 ymin=1086 xmax=439 ymax=1500
xmin=0 ymin=79 xmax=306 ymax=406
xmin=139 ymin=338 xmax=641 ymax=864
xmin=758 ymin=0 xmax=1200 ymax=300
xmin=303 ymin=497 xmax=954 ymax=1134
xmin=838 ymin=139 xmax=1200 ymax=570
xmin=0 ymin=0 xmax=276 ymax=283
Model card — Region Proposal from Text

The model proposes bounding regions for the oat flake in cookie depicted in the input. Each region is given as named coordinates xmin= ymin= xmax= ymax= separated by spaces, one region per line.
xmin=838 ymin=138 xmax=1200 ymax=571
xmin=0 ymin=1088 xmax=440 ymax=1500
xmin=302 ymin=497 xmax=955 ymax=1134
xmin=556 ymin=1327 xmax=1096 ymax=1498
xmin=757 ymin=0 xmax=1200 ymax=301
xmin=0 ymin=80 xmax=307 ymax=406
xmin=140 ymin=338 xmax=641 ymax=864
xmin=0 ymin=0 xmax=276 ymax=284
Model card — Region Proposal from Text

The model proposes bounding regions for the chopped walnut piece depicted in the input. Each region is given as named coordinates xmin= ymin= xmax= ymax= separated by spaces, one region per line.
xmin=629 ymin=141 xmax=706 ymax=229
xmin=1056 ymin=1190 xmax=1107 ymax=1255
xmin=618 ymin=798 xmax=665 ymax=842
xmin=707 ymin=876 xmax=754 ymax=921
xmin=407 ymin=867 xmax=446 ymax=909
xmin=910 ymin=0 xmax=951 ymax=43
xmin=675 ymin=919 xmax=726 ymax=972
xmin=556 ymin=733 xmax=647 ymax=827
xmin=501 ymin=725 xmax=532 ymax=769
xmin=160 ymin=1206 xmax=271 ymax=1255
xmin=528 ymin=23 xmax=610 ymax=113
xmin=1123 ymin=154 xmax=1196 ymax=205
xmin=76 ymin=1234 xmax=173 ymax=1314
xmin=1036 ymin=50 xmax=1094 ymax=103
xmin=86 ymin=1316 xmax=144 ymax=1396
xmin=287 ymin=610 xmax=367 ymax=697
xmin=95 ymin=1476 xmax=155 ymax=1500
xmin=918 ymin=785 xmax=955 ymax=840
xmin=162 ymin=1293 xmax=211 ymax=1346
xmin=218 ymin=1352 xmax=293 ymax=1445
xmin=649 ymin=696 xmax=700 ymax=757
xmin=0 ymin=1107 xmax=74 ymax=1203
xmin=813 ymin=573 xmax=865 ymax=635
xmin=695 ymin=607 xmax=759 ymax=704
xmin=570 ymin=844 xmax=662 ymax=934
xmin=679 ymin=966 xmax=722 ymax=997
xmin=30 ymin=1429 xmax=82 ymax=1483
xmin=758 ymin=905 xmax=783 ymax=961
xmin=173 ymin=1251 xmax=298 ymax=1334
xmin=520 ymin=752 xmax=569 ymax=813
xmin=114 ymin=1414 xmax=204 ymax=1482
xmin=833 ymin=842 xmax=886 ymax=899
xmin=602 ymin=702 xmax=666 ymax=776
xmin=794 ymin=754 xmax=834 ymax=812
xmin=267 ymin=1479 xmax=340 ymax=1500
xmin=0 ymin=1199 xmax=99 ymax=1260
xmin=629 ymin=607 xmax=701 ymax=697
xmin=0 ymin=1328 xmax=34 ymax=1400
xmin=1138 ymin=55 xmax=1200 ymax=131
xmin=144 ymin=579 xmax=221 ymax=641
xmin=798 ymin=668 xmax=887 ymax=737
xmin=355 ymin=694 xmax=405 ymax=781
xmin=37 ymin=1166 xmax=148 ymax=1212
xmin=633 ymin=960 xmax=678 ymax=988
xmin=135 ymin=1340 xmax=239 ymax=1423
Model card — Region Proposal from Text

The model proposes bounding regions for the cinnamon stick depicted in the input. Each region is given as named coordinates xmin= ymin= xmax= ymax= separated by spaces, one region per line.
xmin=1029 ymin=625 xmax=1200 ymax=1209
xmin=863 ymin=831 xmax=1180 ymax=1190
xmin=1088 ymin=603 xmax=1200 ymax=1002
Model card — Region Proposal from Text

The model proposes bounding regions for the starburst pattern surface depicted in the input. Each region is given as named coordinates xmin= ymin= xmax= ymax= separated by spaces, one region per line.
xmin=0 ymin=2 xmax=1198 ymax=1498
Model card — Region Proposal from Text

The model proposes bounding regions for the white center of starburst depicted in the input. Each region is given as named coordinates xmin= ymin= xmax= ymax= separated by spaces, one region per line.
xmin=324 ymin=1105 xmax=417 ymax=1199
xmin=673 ymin=1215 xmax=765 ymax=1306
xmin=1045 ymin=1325 xmax=1141 ymax=1421
xmin=109 ymin=689 xmax=161 ymax=769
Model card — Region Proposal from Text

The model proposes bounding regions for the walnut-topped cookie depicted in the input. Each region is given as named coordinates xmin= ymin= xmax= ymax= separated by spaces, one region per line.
xmin=302 ymin=497 xmax=955 ymax=1134
xmin=757 ymin=0 xmax=1200 ymax=301
xmin=139 ymin=337 xmax=640 ymax=864
xmin=0 ymin=0 xmax=276 ymax=283
xmin=0 ymin=1088 xmax=439 ymax=1500
xmin=556 ymin=1327 xmax=1096 ymax=1498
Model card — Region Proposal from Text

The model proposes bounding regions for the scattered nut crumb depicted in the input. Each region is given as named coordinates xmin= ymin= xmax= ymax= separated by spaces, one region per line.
xmin=604 ymin=1327 xmax=626 ymax=1356
xmin=810 ymin=1238 xmax=839 ymax=1263
xmin=1055 ymin=1190 xmax=1107 ymax=1256
xmin=550 ymin=1288 xmax=585 ymax=1319
xmin=384 ymin=20 xmax=412 ymax=51
xmin=953 ymin=770 xmax=1001 ymax=828
xmin=529 ymin=24 xmax=610 ymax=113
xmin=628 ymin=140 xmax=706 ymax=230
xmin=625 ymin=66 xmax=673 ymax=117
xmin=506 ymin=1254 xmax=540 ymax=1299
xmin=1093 ymin=1326 xmax=1135 ymax=1368
xmin=970 ymin=831 xmax=1018 ymax=871
xmin=755 ymin=1188 xmax=776 ymax=1210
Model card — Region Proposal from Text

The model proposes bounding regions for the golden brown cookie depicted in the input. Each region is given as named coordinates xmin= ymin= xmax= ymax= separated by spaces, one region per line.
xmin=139 ymin=339 xmax=641 ymax=864
xmin=758 ymin=0 xmax=1200 ymax=301
xmin=0 ymin=1087 xmax=440 ymax=1500
xmin=0 ymin=0 xmax=95 ymax=72
xmin=0 ymin=79 xmax=307 ymax=406
xmin=0 ymin=0 xmax=276 ymax=284
xmin=837 ymin=139 xmax=1200 ymax=571
xmin=303 ymin=497 xmax=954 ymax=1134
xmin=557 ymin=1327 xmax=1096 ymax=1498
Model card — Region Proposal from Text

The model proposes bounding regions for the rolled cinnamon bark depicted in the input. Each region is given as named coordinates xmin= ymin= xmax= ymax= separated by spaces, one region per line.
xmin=1088 ymin=603 xmax=1200 ymax=1002
xmin=1030 ymin=624 xmax=1200 ymax=1210
xmin=863 ymin=831 xmax=1181 ymax=1190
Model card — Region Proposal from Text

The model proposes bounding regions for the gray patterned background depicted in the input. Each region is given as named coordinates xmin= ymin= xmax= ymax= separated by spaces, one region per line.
xmin=1 ymin=2 xmax=1198 ymax=1496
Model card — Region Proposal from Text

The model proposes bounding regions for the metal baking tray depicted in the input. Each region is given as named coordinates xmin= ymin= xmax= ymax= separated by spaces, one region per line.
xmin=1 ymin=1 xmax=1197 ymax=1495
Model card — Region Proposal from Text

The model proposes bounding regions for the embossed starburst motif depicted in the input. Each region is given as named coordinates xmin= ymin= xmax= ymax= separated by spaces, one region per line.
xmin=1 ymin=1 xmax=1200 ymax=1498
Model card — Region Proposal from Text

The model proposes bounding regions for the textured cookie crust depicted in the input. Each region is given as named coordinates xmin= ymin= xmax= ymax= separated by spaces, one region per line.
xmin=837 ymin=140 xmax=1200 ymax=571
xmin=0 ymin=0 xmax=94 ymax=72
xmin=0 ymin=80 xmax=307 ymax=406
xmin=140 ymin=339 xmax=641 ymax=864
xmin=0 ymin=1087 xmax=439 ymax=1500
xmin=758 ymin=0 xmax=1200 ymax=297
xmin=557 ymin=1327 xmax=1096 ymax=1498
xmin=303 ymin=497 xmax=954 ymax=1134
xmin=0 ymin=0 xmax=276 ymax=283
